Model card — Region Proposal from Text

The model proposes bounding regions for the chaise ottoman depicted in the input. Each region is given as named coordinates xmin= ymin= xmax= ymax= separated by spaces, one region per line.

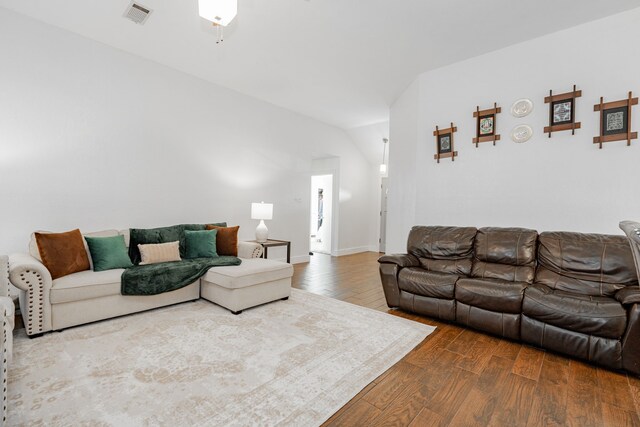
xmin=200 ymin=258 xmax=293 ymax=314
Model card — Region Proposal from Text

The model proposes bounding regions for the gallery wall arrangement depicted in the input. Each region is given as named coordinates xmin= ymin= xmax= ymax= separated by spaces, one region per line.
xmin=433 ymin=86 xmax=637 ymax=163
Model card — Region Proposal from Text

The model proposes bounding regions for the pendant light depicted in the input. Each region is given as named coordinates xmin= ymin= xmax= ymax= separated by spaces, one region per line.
xmin=380 ymin=138 xmax=388 ymax=175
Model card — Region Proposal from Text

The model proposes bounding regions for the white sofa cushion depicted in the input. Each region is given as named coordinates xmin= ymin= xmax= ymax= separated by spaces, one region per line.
xmin=50 ymin=269 xmax=125 ymax=304
xmin=202 ymin=258 xmax=293 ymax=290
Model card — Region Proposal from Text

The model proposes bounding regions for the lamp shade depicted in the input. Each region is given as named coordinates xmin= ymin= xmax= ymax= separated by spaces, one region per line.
xmin=198 ymin=0 xmax=238 ymax=26
xmin=251 ymin=202 xmax=273 ymax=220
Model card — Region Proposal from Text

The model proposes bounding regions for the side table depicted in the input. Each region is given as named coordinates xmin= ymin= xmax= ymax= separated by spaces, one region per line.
xmin=250 ymin=239 xmax=291 ymax=263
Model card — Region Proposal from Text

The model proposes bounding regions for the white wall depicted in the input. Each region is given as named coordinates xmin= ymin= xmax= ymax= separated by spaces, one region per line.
xmin=387 ymin=9 xmax=640 ymax=254
xmin=387 ymin=79 xmax=420 ymax=254
xmin=0 ymin=8 xmax=378 ymax=261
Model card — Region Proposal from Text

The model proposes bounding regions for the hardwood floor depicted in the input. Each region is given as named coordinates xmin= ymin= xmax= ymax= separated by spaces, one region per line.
xmin=294 ymin=252 xmax=640 ymax=427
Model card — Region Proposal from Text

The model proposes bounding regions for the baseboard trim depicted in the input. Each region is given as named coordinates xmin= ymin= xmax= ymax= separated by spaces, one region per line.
xmin=334 ymin=246 xmax=377 ymax=257
xmin=291 ymin=255 xmax=311 ymax=264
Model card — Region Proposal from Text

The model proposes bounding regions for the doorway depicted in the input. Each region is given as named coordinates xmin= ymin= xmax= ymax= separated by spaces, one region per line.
xmin=380 ymin=177 xmax=388 ymax=253
xmin=310 ymin=174 xmax=333 ymax=254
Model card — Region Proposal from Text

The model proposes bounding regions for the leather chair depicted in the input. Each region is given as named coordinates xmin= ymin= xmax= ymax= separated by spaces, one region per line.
xmin=455 ymin=227 xmax=537 ymax=340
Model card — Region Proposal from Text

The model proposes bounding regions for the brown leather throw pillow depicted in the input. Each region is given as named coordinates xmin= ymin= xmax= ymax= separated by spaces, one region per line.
xmin=206 ymin=225 xmax=239 ymax=257
xmin=35 ymin=229 xmax=91 ymax=279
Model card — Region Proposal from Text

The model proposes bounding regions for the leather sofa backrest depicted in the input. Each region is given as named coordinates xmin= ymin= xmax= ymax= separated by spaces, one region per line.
xmin=407 ymin=226 xmax=477 ymax=275
xmin=471 ymin=227 xmax=538 ymax=283
xmin=536 ymin=231 xmax=639 ymax=296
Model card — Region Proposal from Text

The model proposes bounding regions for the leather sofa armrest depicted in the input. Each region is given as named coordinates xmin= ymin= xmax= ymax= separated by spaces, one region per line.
xmin=237 ymin=242 xmax=263 ymax=259
xmin=378 ymin=254 xmax=417 ymax=309
xmin=378 ymin=254 xmax=419 ymax=268
xmin=622 ymin=303 xmax=640 ymax=375
xmin=9 ymin=253 xmax=53 ymax=336
xmin=616 ymin=287 xmax=640 ymax=305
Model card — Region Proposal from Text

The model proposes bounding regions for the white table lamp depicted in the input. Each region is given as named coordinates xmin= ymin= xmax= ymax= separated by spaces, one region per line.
xmin=251 ymin=202 xmax=273 ymax=243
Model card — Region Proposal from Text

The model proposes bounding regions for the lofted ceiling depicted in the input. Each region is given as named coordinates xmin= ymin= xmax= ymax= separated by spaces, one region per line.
xmin=2 ymin=0 xmax=640 ymax=129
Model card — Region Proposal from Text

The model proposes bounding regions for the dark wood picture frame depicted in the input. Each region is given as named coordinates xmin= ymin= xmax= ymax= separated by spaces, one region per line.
xmin=544 ymin=85 xmax=582 ymax=137
xmin=434 ymin=123 xmax=458 ymax=163
xmin=473 ymin=103 xmax=501 ymax=147
xmin=593 ymin=91 xmax=638 ymax=148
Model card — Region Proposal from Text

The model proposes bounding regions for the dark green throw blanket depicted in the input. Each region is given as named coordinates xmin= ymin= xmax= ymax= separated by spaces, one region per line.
xmin=121 ymin=257 xmax=241 ymax=296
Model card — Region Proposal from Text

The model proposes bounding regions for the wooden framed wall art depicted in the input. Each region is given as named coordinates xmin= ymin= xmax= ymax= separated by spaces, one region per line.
xmin=434 ymin=123 xmax=457 ymax=163
xmin=473 ymin=103 xmax=501 ymax=147
xmin=544 ymin=85 xmax=582 ymax=137
xmin=593 ymin=91 xmax=638 ymax=148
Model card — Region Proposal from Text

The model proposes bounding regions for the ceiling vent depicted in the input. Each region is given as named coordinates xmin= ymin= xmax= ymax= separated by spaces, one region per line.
xmin=123 ymin=1 xmax=152 ymax=25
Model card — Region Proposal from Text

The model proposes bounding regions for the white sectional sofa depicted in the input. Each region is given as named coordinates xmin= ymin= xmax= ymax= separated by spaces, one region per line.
xmin=9 ymin=229 xmax=293 ymax=337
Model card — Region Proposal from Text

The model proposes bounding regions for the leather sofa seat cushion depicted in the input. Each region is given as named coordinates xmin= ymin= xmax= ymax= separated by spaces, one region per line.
xmin=202 ymin=258 xmax=293 ymax=289
xmin=419 ymin=258 xmax=472 ymax=276
xmin=471 ymin=261 xmax=535 ymax=284
xmin=523 ymin=284 xmax=627 ymax=339
xmin=398 ymin=268 xmax=458 ymax=299
xmin=50 ymin=269 xmax=125 ymax=304
xmin=536 ymin=232 xmax=638 ymax=296
xmin=455 ymin=278 xmax=528 ymax=314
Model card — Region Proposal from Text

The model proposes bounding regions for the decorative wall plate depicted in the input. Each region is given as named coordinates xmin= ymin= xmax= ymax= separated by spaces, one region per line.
xmin=511 ymin=98 xmax=534 ymax=117
xmin=511 ymin=124 xmax=533 ymax=143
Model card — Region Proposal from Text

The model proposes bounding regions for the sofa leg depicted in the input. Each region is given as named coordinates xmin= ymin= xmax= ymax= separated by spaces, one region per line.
xmin=27 ymin=333 xmax=44 ymax=339
xmin=281 ymin=297 xmax=289 ymax=301
xmin=231 ymin=310 xmax=243 ymax=315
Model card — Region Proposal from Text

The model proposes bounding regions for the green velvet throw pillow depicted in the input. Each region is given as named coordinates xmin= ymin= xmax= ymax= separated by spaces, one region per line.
xmin=85 ymin=235 xmax=134 ymax=271
xmin=184 ymin=229 xmax=218 ymax=259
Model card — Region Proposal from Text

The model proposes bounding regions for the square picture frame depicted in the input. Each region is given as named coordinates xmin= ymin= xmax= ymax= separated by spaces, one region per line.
xmin=473 ymin=103 xmax=501 ymax=147
xmin=594 ymin=91 xmax=638 ymax=148
xmin=433 ymin=123 xmax=457 ymax=163
xmin=544 ymin=85 xmax=581 ymax=137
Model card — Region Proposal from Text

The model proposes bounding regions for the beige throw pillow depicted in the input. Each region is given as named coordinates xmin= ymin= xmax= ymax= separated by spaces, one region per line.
xmin=138 ymin=241 xmax=181 ymax=265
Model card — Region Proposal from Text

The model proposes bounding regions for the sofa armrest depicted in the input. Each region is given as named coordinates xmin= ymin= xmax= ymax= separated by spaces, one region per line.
xmin=616 ymin=287 xmax=640 ymax=306
xmin=378 ymin=253 xmax=419 ymax=268
xmin=0 ymin=296 xmax=12 ymax=425
xmin=9 ymin=253 xmax=53 ymax=336
xmin=622 ymin=303 xmax=640 ymax=375
xmin=238 ymin=242 xmax=263 ymax=259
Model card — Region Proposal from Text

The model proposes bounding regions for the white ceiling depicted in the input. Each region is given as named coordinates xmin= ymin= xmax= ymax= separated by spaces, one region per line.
xmin=2 ymin=0 xmax=640 ymax=129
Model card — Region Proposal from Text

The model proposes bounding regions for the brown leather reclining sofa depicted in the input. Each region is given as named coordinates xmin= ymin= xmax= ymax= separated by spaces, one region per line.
xmin=379 ymin=226 xmax=640 ymax=374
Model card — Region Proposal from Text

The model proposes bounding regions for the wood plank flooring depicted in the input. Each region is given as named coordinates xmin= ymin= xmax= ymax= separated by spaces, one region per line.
xmin=294 ymin=252 xmax=640 ymax=427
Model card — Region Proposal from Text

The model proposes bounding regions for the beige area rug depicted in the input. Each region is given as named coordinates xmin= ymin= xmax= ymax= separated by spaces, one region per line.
xmin=8 ymin=289 xmax=435 ymax=426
